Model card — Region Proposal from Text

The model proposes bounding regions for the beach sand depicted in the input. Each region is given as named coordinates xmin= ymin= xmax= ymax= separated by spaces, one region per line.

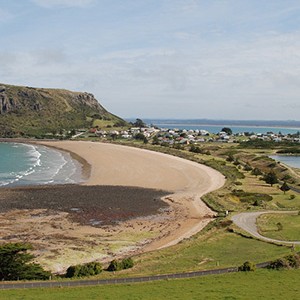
xmin=0 ymin=141 xmax=225 ymax=272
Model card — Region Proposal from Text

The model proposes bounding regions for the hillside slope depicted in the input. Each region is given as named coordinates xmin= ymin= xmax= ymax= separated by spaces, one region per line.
xmin=0 ymin=83 xmax=124 ymax=136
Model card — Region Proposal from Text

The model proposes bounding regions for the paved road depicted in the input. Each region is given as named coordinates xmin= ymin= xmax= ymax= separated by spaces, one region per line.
xmin=232 ymin=210 xmax=300 ymax=245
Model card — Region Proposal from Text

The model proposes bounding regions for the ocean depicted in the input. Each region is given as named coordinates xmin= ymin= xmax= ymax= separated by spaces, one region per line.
xmin=0 ymin=142 xmax=82 ymax=187
xmin=140 ymin=119 xmax=300 ymax=135
xmin=270 ymin=155 xmax=300 ymax=169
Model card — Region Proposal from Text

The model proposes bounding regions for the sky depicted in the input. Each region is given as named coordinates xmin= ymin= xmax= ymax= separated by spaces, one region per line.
xmin=1 ymin=0 xmax=300 ymax=120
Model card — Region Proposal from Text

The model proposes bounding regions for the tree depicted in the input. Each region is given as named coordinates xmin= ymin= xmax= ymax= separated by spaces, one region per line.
xmin=263 ymin=171 xmax=278 ymax=186
xmin=280 ymin=182 xmax=290 ymax=194
xmin=221 ymin=127 xmax=232 ymax=135
xmin=0 ymin=243 xmax=51 ymax=281
xmin=133 ymin=118 xmax=146 ymax=128
xmin=251 ymin=168 xmax=263 ymax=177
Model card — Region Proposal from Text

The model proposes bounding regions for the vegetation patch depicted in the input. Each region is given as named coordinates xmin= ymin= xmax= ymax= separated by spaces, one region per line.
xmin=257 ymin=213 xmax=300 ymax=241
xmin=66 ymin=262 xmax=102 ymax=278
xmin=0 ymin=243 xmax=51 ymax=281
xmin=232 ymin=190 xmax=273 ymax=204
xmin=268 ymin=253 xmax=300 ymax=270
xmin=107 ymin=258 xmax=134 ymax=272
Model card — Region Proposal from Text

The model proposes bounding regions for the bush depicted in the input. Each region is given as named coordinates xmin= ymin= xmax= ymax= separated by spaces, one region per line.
xmin=232 ymin=190 xmax=273 ymax=203
xmin=251 ymin=168 xmax=263 ymax=176
xmin=268 ymin=258 xmax=291 ymax=270
xmin=234 ymin=181 xmax=243 ymax=186
xmin=107 ymin=258 xmax=134 ymax=272
xmin=290 ymin=194 xmax=296 ymax=200
xmin=122 ymin=258 xmax=134 ymax=269
xmin=66 ymin=262 xmax=102 ymax=278
xmin=268 ymin=254 xmax=300 ymax=270
xmin=244 ymin=164 xmax=253 ymax=171
xmin=216 ymin=220 xmax=233 ymax=228
xmin=286 ymin=254 xmax=300 ymax=269
xmin=238 ymin=261 xmax=256 ymax=272
xmin=107 ymin=259 xmax=122 ymax=272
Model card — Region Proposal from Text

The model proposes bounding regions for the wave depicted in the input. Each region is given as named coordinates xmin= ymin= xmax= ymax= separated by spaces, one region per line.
xmin=0 ymin=143 xmax=82 ymax=187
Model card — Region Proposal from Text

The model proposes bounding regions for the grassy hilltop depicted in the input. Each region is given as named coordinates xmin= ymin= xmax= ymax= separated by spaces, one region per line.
xmin=0 ymin=83 xmax=125 ymax=137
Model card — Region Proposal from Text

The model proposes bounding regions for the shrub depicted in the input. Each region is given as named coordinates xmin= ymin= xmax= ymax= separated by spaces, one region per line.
xmin=232 ymin=190 xmax=272 ymax=203
xmin=251 ymin=168 xmax=263 ymax=176
xmin=268 ymin=258 xmax=291 ymax=270
xmin=244 ymin=164 xmax=253 ymax=171
xmin=226 ymin=154 xmax=235 ymax=162
xmin=290 ymin=194 xmax=296 ymax=200
xmin=216 ymin=220 xmax=233 ymax=228
xmin=286 ymin=254 xmax=300 ymax=269
xmin=238 ymin=261 xmax=256 ymax=272
xmin=107 ymin=258 xmax=134 ymax=272
xmin=122 ymin=258 xmax=134 ymax=269
xmin=268 ymin=254 xmax=300 ymax=270
xmin=65 ymin=262 xmax=102 ymax=278
xmin=253 ymin=199 xmax=263 ymax=206
xmin=234 ymin=181 xmax=243 ymax=186
xmin=107 ymin=259 xmax=122 ymax=272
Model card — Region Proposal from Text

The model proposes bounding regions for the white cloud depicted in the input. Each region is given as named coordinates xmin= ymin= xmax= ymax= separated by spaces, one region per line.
xmin=31 ymin=0 xmax=95 ymax=8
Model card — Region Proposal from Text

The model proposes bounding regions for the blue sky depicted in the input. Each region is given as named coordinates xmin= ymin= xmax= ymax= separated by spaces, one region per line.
xmin=1 ymin=0 xmax=300 ymax=120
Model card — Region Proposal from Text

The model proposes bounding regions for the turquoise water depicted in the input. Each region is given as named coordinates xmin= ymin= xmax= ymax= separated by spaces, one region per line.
xmin=150 ymin=123 xmax=300 ymax=135
xmin=138 ymin=119 xmax=300 ymax=134
xmin=270 ymin=155 xmax=300 ymax=169
xmin=0 ymin=143 xmax=82 ymax=187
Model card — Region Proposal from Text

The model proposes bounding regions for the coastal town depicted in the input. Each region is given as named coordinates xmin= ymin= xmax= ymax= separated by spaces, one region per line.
xmin=86 ymin=121 xmax=300 ymax=145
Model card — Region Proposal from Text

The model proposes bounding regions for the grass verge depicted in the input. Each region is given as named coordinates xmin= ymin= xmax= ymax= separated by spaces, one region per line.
xmin=257 ymin=213 xmax=300 ymax=241
xmin=1 ymin=269 xmax=300 ymax=300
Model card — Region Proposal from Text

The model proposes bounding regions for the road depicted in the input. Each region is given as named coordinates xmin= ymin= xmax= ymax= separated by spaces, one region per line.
xmin=231 ymin=210 xmax=300 ymax=245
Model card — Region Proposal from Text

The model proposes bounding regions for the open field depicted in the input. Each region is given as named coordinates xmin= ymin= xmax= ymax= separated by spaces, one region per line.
xmin=1 ymin=269 xmax=300 ymax=300
xmin=257 ymin=213 xmax=300 ymax=241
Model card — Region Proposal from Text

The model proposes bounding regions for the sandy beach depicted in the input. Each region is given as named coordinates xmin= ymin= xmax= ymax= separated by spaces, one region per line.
xmin=39 ymin=141 xmax=225 ymax=248
xmin=0 ymin=140 xmax=225 ymax=272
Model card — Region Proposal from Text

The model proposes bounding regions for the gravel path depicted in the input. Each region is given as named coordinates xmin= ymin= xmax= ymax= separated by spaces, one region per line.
xmin=231 ymin=211 xmax=300 ymax=245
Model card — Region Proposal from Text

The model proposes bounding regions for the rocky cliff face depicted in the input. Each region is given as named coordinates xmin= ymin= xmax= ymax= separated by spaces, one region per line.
xmin=0 ymin=86 xmax=16 ymax=114
xmin=0 ymin=83 xmax=123 ymax=136
xmin=0 ymin=85 xmax=107 ymax=115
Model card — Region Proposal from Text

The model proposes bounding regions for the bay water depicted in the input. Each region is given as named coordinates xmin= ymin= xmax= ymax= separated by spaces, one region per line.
xmin=0 ymin=142 xmax=82 ymax=187
xmin=270 ymin=155 xmax=300 ymax=169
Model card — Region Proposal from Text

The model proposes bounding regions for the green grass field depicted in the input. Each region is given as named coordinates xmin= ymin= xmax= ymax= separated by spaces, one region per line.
xmin=2 ymin=269 xmax=300 ymax=300
xmin=93 ymin=227 xmax=293 ymax=279
xmin=257 ymin=213 xmax=300 ymax=241
xmin=132 ymin=229 xmax=291 ymax=275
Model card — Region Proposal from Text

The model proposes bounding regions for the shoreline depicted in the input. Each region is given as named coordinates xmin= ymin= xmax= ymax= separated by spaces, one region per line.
xmin=37 ymin=140 xmax=225 ymax=248
xmin=0 ymin=139 xmax=225 ymax=271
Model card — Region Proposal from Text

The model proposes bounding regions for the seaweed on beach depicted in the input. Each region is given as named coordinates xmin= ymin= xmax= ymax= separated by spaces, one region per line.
xmin=0 ymin=185 xmax=170 ymax=226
